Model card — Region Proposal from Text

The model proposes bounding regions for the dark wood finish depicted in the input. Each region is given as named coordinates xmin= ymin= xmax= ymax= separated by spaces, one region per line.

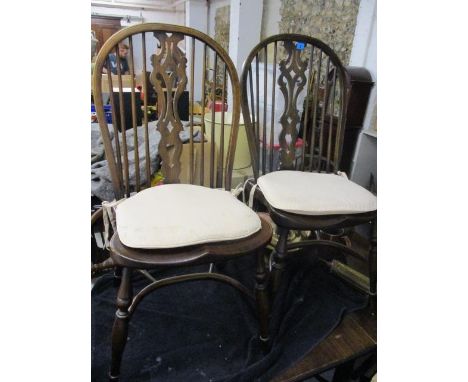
xmin=128 ymin=272 xmax=255 ymax=318
xmin=217 ymin=63 xmax=227 ymax=188
xmin=92 ymin=24 xmax=273 ymax=381
xmin=270 ymin=41 xmax=278 ymax=171
xmin=240 ymin=34 xmax=377 ymax=338
xmin=104 ymin=212 xmax=272 ymax=380
xmin=255 ymin=250 xmax=270 ymax=343
xmin=277 ymin=40 xmax=308 ymax=170
xmin=271 ymin=226 xmax=289 ymax=293
xmin=93 ymin=23 xmax=242 ymax=196
xmin=91 ymin=17 xmax=122 ymax=54
xmin=333 ymin=66 xmax=374 ymax=175
xmin=109 ymin=214 xmax=273 ymax=269
xmin=210 ymin=52 xmax=217 ymax=187
xmin=272 ymin=308 xmax=376 ymax=382
xmin=151 ymin=31 xmax=187 ymax=183
xmin=344 ymin=66 xmax=374 ymax=127
xmin=268 ymin=205 xmax=376 ymax=232
xmin=141 ymin=32 xmax=151 ymax=188
xmin=91 ymin=257 xmax=114 ymax=278
xmin=255 ymin=55 xmax=260 ymax=163
xmin=200 ymin=44 xmax=207 ymax=185
xmin=262 ymin=47 xmax=267 ymax=175
xmin=128 ymin=36 xmax=140 ymax=190
xmin=110 ymin=267 xmax=133 ymax=380
xmin=287 ymin=239 xmax=368 ymax=266
xmin=116 ymin=49 xmax=131 ymax=195
xmin=301 ymin=66 xmax=374 ymax=175
xmin=240 ymin=34 xmax=350 ymax=178
xmin=309 ymin=49 xmax=322 ymax=172
xmin=368 ymin=218 xmax=377 ymax=315
xmin=189 ymin=37 xmax=195 ymax=184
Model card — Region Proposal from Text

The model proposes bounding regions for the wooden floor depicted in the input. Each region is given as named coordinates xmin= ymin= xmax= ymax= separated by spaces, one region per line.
xmin=273 ymin=307 xmax=376 ymax=382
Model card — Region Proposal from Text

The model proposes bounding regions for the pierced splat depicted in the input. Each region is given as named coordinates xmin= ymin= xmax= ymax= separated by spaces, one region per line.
xmin=277 ymin=41 xmax=308 ymax=170
xmin=150 ymin=32 xmax=188 ymax=183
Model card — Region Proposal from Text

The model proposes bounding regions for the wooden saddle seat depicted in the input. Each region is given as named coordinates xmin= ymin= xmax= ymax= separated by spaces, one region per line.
xmin=257 ymin=170 xmax=376 ymax=230
xmin=110 ymin=189 xmax=273 ymax=268
xmin=110 ymin=215 xmax=272 ymax=268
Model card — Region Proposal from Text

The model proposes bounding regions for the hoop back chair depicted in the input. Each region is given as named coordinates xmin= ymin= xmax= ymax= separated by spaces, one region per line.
xmin=92 ymin=23 xmax=272 ymax=380
xmin=240 ymin=34 xmax=376 ymax=307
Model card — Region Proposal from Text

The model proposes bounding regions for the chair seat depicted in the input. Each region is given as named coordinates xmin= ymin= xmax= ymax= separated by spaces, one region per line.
xmin=116 ymin=184 xmax=262 ymax=249
xmin=109 ymin=214 xmax=273 ymax=268
xmin=257 ymin=171 xmax=377 ymax=216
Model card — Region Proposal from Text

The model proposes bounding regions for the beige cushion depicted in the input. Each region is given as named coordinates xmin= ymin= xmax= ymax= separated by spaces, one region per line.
xmin=116 ymin=184 xmax=261 ymax=249
xmin=257 ymin=171 xmax=377 ymax=215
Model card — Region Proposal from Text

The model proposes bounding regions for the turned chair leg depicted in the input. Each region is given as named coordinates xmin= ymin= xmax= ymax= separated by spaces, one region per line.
xmin=113 ymin=266 xmax=123 ymax=287
xmin=91 ymin=257 xmax=115 ymax=278
xmin=109 ymin=267 xmax=133 ymax=381
xmin=271 ymin=227 xmax=289 ymax=294
xmin=255 ymin=250 xmax=270 ymax=346
xmin=368 ymin=219 xmax=377 ymax=315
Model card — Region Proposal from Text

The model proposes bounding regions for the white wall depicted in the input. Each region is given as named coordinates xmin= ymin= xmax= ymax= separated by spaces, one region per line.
xmin=186 ymin=0 xmax=209 ymax=101
xmin=261 ymin=0 xmax=281 ymax=39
xmin=349 ymin=0 xmax=377 ymax=133
xmin=91 ymin=5 xmax=185 ymax=26
xmin=229 ymin=0 xmax=263 ymax=73
xmin=349 ymin=0 xmax=377 ymax=187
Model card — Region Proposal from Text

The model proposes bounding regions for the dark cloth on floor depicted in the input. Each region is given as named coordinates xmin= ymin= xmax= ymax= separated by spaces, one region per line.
xmin=91 ymin=255 xmax=367 ymax=381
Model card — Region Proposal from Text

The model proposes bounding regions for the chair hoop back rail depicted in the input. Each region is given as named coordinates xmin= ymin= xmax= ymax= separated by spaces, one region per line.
xmin=240 ymin=34 xmax=351 ymax=179
xmin=93 ymin=23 xmax=241 ymax=200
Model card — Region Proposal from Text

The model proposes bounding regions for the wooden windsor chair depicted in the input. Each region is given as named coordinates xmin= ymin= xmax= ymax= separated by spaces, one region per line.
xmin=239 ymin=34 xmax=377 ymax=311
xmin=92 ymin=23 xmax=272 ymax=381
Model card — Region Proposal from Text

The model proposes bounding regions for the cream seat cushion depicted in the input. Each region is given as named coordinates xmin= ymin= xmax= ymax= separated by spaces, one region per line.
xmin=116 ymin=184 xmax=261 ymax=249
xmin=257 ymin=171 xmax=377 ymax=215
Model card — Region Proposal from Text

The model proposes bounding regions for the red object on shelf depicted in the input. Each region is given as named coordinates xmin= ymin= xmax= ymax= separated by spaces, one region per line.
xmin=261 ymin=138 xmax=304 ymax=149
xmin=136 ymin=85 xmax=145 ymax=101
xmin=208 ymin=101 xmax=228 ymax=112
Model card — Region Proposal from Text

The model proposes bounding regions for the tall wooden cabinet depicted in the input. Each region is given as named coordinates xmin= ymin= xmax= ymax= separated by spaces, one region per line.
xmin=91 ymin=17 xmax=122 ymax=54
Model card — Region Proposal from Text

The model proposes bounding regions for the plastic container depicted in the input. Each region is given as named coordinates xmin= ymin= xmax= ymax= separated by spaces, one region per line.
xmin=208 ymin=100 xmax=228 ymax=112
xmin=91 ymin=104 xmax=112 ymax=124
xmin=104 ymin=105 xmax=112 ymax=124
xmin=91 ymin=104 xmax=97 ymax=123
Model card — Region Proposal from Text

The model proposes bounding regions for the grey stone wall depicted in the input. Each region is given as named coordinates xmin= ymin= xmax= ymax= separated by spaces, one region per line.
xmin=278 ymin=0 xmax=360 ymax=64
xmin=213 ymin=4 xmax=231 ymax=96
xmin=214 ymin=5 xmax=230 ymax=51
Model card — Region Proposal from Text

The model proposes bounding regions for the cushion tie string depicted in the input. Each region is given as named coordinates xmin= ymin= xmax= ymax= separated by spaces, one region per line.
xmin=102 ymin=198 xmax=126 ymax=250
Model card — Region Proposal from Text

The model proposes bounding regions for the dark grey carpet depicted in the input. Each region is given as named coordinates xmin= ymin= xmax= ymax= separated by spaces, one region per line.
xmin=92 ymin=255 xmax=367 ymax=381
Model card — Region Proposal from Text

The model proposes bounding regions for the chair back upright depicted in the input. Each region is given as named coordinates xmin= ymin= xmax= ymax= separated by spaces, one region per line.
xmin=92 ymin=23 xmax=241 ymax=200
xmin=240 ymin=34 xmax=351 ymax=179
